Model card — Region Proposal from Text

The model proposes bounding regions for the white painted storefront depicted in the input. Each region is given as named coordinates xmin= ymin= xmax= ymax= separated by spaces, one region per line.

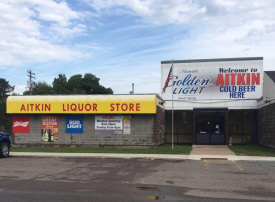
xmin=161 ymin=57 xmax=263 ymax=145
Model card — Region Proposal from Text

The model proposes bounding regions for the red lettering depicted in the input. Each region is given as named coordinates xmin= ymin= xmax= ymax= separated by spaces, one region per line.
xmin=85 ymin=104 xmax=91 ymax=111
xmin=78 ymin=104 xmax=83 ymax=111
xmin=216 ymin=74 xmax=224 ymax=86
xmin=71 ymin=104 xmax=77 ymax=111
xmin=129 ymin=103 xmax=134 ymax=111
xmin=35 ymin=104 xmax=40 ymax=111
xmin=93 ymin=104 xmax=98 ymax=111
xmin=237 ymin=73 xmax=246 ymax=85
xmin=110 ymin=103 xmax=114 ymax=111
xmin=121 ymin=103 xmax=128 ymax=111
xmin=103 ymin=116 xmax=115 ymax=119
xmin=246 ymin=73 xmax=251 ymax=85
xmin=252 ymin=73 xmax=260 ymax=85
xmin=30 ymin=104 xmax=34 ymax=111
xmin=116 ymin=103 xmax=120 ymax=111
xmin=136 ymin=103 xmax=140 ymax=111
xmin=20 ymin=104 xmax=26 ymax=111
xmin=230 ymin=74 xmax=237 ymax=85
xmin=62 ymin=104 xmax=66 ymax=111
xmin=225 ymin=74 xmax=229 ymax=85
xmin=45 ymin=104 xmax=51 ymax=111
xmin=109 ymin=103 xmax=141 ymax=112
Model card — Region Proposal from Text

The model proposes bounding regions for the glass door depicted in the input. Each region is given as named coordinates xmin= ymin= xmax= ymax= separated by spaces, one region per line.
xmin=195 ymin=113 xmax=225 ymax=145
xmin=210 ymin=115 xmax=225 ymax=145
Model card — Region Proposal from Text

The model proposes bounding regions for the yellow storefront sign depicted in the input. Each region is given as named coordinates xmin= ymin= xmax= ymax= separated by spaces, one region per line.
xmin=7 ymin=95 xmax=157 ymax=114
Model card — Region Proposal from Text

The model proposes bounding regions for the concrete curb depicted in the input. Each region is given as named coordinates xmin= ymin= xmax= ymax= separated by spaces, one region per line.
xmin=189 ymin=155 xmax=239 ymax=161
xmin=10 ymin=152 xmax=189 ymax=160
xmin=9 ymin=152 xmax=275 ymax=161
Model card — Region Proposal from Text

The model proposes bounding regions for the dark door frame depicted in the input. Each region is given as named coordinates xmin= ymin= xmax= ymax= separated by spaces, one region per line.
xmin=193 ymin=109 xmax=228 ymax=145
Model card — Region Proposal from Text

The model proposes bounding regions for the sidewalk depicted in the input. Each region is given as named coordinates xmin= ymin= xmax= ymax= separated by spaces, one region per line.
xmin=190 ymin=145 xmax=236 ymax=156
xmin=10 ymin=152 xmax=275 ymax=161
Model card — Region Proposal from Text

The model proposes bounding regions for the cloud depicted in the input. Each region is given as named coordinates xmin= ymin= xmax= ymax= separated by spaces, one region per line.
xmin=50 ymin=24 xmax=87 ymax=37
xmin=0 ymin=0 xmax=94 ymax=67
xmin=13 ymin=85 xmax=27 ymax=95
xmin=86 ymin=0 xmax=275 ymax=70
xmin=86 ymin=0 xmax=206 ymax=24
xmin=86 ymin=0 xmax=275 ymax=39
xmin=86 ymin=0 xmax=275 ymax=25
xmin=8 ymin=0 xmax=84 ymax=27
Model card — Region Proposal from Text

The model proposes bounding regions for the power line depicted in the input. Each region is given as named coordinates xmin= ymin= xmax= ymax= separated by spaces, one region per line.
xmin=27 ymin=69 xmax=36 ymax=95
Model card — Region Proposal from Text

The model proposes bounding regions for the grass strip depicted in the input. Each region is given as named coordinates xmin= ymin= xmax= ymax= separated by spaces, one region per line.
xmin=11 ymin=144 xmax=192 ymax=155
xmin=229 ymin=145 xmax=275 ymax=157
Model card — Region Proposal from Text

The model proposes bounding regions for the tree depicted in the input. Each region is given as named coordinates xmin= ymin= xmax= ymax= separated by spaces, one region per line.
xmin=67 ymin=73 xmax=113 ymax=94
xmin=0 ymin=78 xmax=13 ymax=134
xmin=0 ymin=78 xmax=14 ymax=98
xmin=67 ymin=74 xmax=85 ymax=94
xmin=52 ymin=74 xmax=69 ymax=94
xmin=32 ymin=81 xmax=54 ymax=95
xmin=11 ymin=93 xmax=20 ymax=96
xmin=23 ymin=81 xmax=54 ymax=95
xmin=82 ymin=73 xmax=100 ymax=94
xmin=82 ymin=73 xmax=113 ymax=94
xmin=0 ymin=98 xmax=12 ymax=133
xmin=23 ymin=73 xmax=113 ymax=95
xmin=96 ymin=85 xmax=113 ymax=94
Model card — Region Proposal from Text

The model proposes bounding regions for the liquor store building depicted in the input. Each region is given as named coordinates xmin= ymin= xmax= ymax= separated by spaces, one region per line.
xmin=161 ymin=57 xmax=263 ymax=145
xmin=7 ymin=57 xmax=275 ymax=147
xmin=7 ymin=94 xmax=166 ymax=147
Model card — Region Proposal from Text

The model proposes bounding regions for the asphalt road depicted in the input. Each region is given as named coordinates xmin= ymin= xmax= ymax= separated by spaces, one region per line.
xmin=0 ymin=157 xmax=275 ymax=201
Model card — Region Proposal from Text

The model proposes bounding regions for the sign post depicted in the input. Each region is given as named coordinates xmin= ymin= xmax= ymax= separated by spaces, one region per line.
xmin=172 ymin=61 xmax=174 ymax=150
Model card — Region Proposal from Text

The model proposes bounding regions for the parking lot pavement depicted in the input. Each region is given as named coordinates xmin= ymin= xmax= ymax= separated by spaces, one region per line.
xmin=0 ymin=157 xmax=275 ymax=201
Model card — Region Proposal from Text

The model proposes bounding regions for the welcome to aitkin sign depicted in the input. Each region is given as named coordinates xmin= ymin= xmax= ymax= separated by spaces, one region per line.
xmin=161 ymin=58 xmax=263 ymax=100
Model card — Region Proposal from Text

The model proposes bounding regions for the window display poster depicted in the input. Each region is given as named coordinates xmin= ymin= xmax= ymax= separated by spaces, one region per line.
xmin=41 ymin=115 xmax=58 ymax=142
xmin=66 ymin=115 xmax=83 ymax=134
xmin=13 ymin=115 xmax=30 ymax=133
xmin=95 ymin=115 xmax=131 ymax=135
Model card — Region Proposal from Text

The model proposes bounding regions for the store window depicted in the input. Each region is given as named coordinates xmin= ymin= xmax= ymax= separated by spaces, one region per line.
xmin=165 ymin=110 xmax=193 ymax=143
xmin=228 ymin=110 xmax=257 ymax=144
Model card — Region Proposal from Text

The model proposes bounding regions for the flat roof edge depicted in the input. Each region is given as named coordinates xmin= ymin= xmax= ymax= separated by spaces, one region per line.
xmin=161 ymin=57 xmax=263 ymax=64
xmin=8 ymin=94 xmax=159 ymax=97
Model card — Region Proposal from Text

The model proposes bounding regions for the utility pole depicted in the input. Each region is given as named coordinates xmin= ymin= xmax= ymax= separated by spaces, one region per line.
xmin=129 ymin=83 xmax=134 ymax=94
xmin=27 ymin=69 xmax=36 ymax=95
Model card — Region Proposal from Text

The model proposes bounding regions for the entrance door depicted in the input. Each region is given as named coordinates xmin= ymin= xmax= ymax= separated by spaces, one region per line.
xmin=195 ymin=113 xmax=225 ymax=145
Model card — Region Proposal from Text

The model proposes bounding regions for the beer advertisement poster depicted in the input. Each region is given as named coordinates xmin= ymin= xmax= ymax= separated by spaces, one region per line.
xmin=95 ymin=116 xmax=131 ymax=135
xmin=66 ymin=116 xmax=83 ymax=134
xmin=161 ymin=60 xmax=263 ymax=100
xmin=41 ymin=115 xmax=58 ymax=142
xmin=13 ymin=115 xmax=30 ymax=133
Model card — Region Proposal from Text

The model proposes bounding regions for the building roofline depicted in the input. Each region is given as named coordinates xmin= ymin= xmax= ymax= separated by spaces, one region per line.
xmin=11 ymin=93 xmax=159 ymax=96
xmin=265 ymin=71 xmax=275 ymax=83
xmin=161 ymin=57 xmax=263 ymax=64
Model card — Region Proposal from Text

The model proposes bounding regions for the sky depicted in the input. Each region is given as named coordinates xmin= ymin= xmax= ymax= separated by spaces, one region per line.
xmin=1 ymin=0 xmax=275 ymax=95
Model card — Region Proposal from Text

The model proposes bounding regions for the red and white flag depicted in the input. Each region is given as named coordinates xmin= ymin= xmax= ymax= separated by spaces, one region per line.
xmin=162 ymin=64 xmax=173 ymax=93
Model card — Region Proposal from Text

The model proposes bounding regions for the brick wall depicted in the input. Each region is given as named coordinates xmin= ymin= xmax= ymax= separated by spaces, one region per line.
xmin=152 ymin=106 xmax=165 ymax=145
xmin=257 ymin=102 xmax=275 ymax=149
xmin=14 ymin=114 xmax=157 ymax=147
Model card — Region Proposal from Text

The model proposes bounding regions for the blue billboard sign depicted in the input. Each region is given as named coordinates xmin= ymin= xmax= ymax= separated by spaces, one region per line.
xmin=66 ymin=116 xmax=83 ymax=134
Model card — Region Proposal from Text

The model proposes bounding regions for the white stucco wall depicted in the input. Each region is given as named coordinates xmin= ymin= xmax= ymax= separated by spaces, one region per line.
xmin=164 ymin=99 xmax=258 ymax=110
